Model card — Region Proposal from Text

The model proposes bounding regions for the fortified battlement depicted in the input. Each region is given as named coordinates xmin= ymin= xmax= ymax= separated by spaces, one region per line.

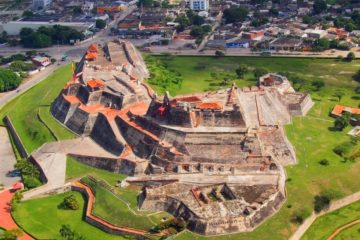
xmin=48 ymin=41 xmax=314 ymax=236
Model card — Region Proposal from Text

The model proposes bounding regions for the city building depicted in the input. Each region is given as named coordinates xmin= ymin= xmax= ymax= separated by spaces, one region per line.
xmin=189 ymin=0 xmax=209 ymax=11
xmin=33 ymin=0 xmax=52 ymax=10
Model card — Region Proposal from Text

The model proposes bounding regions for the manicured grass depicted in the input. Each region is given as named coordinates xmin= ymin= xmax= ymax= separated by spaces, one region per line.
xmin=335 ymin=223 xmax=360 ymax=240
xmin=302 ymin=200 xmax=360 ymax=240
xmin=66 ymin=157 xmax=126 ymax=186
xmin=12 ymin=191 xmax=128 ymax=240
xmin=0 ymin=64 xmax=75 ymax=153
xmin=81 ymin=177 xmax=165 ymax=231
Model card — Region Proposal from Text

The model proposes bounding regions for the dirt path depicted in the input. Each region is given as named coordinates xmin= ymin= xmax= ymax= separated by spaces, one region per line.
xmin=290 ymin=191 xmax=360 ymax=240
xmin=327 ymin=219 xmax=360 ymax=240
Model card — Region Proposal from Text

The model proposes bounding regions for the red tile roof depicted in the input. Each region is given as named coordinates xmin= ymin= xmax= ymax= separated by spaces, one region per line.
xmin=87 ymin=79 xmax=105 ymax=89
xmin=331 ymin=104 xmax=360 ymax=116
xmin=195 ymin=102 xmax=223 ymax=110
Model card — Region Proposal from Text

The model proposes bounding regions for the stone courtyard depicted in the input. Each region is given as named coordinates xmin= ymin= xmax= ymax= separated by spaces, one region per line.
xmin=28 ymin=40 xmax=313 ymax=235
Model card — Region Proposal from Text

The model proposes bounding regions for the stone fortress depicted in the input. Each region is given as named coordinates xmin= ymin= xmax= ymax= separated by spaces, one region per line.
xmin=48 ymin=40 xmax=314 ymax=235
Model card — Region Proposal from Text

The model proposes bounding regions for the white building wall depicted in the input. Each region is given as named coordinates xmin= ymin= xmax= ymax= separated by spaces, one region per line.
xmin=189 ymin=0 xmax=209 ymax=11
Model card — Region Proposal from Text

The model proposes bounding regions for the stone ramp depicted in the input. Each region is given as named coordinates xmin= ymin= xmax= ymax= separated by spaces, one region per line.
xmin=23 ymin=137 xmax=118 ymax=200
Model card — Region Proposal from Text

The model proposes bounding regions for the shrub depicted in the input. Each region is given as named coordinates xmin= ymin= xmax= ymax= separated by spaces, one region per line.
xmin=23 ymin=176 xmax=42 ymax=189
xmin=0 ymin=68 xmax=22 ymax=92
xmin=318 ymin=159 xmax=329 ymax=166
xmin=215 ymin=50 xmax=225 ymax=57
xmin=314 ymin=194 xmax=330 ymax=212
xmin=62 ymin=194 xmax=80 ymax=210
xmin=291 ymin=209 xmax=311 ymax=224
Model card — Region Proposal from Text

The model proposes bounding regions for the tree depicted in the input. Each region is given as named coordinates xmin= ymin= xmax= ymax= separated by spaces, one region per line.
xmin=22 ymin=10 xmax=33 ymax=17
xmin=137 ymin=0 xmax=154 ymax=8
xmin=59 ymin=224 xmax=86 ymax=240
xmin=334 ymin=112 xmax=351 ymax=131
xmin=318 ymin=159 xmax=329 ymax=166
xmin=313 ymin=0 xmax=327 ymax=14
xmin=175 ymin=16 xmax=190 ymax=32
xmin=9 ymin=60 xmax=33 ymax=72
xmin=192 ymin=15 xmax=205 ymax=26
xmin=72 ymin=6 xmax=82 ymax=15
xmin=333 ymin=90 xmax=344 ymax=101
xmin=254 ymin=68 xmax=268 ymax=79
xmin=346 ymin=52 xmax=356 ymax=62
xmin=32 ymin=33 xmax=52 ymax=48
xmin=0 ymin=68 xmax=22 ymax=92
xmin=62 ymin=194 xmax=79 ymax=210
xmin=314 ymin=194 xmax=330 ymax=212
xmin=313 ymin=38 xmax=330 ymax=52
xmin=95 ymin=19 xmax=106 ymax=29
xmin=215 ymin=50 xmax=225 ymax=57
xmin=223 ymin=7 xmax=249 ymax=24
xmin=235 ymin=64 xmax=249 ymax=78
xmin=311 ymin=79 xmax=325 ymax=91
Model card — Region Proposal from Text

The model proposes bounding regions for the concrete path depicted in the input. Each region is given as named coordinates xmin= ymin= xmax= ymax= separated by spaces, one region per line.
xmin=23 ymin=137 xmax=117 ymax=200
xmin=0 ymin=127 xmax=20 ymax=187
xmin=0 ymin=189 xmax=33 ymax=240
xmin=290 ymin=191 xmax=360 ymax=240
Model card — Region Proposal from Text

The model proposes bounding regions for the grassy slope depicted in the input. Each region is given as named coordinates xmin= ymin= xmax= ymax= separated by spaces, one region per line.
xmin=0 ymin=64 xmax=75 ymax=153
xmin=147 ymin=56 xmax=360 ymax=240
xmin=335 ymin=222 xmax=360 ymax=240
xmin=302 ymin=200 xmax=360 ymax=240
xmin=66 ymin=157 xmax=127 ymax=186
xmin=12 ymin=191 xmax=127 ymax=240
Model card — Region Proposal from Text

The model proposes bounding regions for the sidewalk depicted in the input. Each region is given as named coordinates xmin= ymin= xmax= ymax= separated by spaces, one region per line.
xmin=0 ymin=189 xmax=33 ymax=240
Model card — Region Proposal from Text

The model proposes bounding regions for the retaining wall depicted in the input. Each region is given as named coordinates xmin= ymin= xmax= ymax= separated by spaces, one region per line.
xmin=3 ymin=115 xmax=28 ymax=158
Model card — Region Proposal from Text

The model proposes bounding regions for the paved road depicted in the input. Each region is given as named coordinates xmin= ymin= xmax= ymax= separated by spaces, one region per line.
xmin=0 ymin=127 xmax=20 ymax=187
xmin=0 ymin=60 xmax=74 ymax=109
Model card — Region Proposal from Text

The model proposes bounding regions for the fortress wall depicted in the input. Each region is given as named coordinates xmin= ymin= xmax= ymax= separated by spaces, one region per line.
xmin=121 ymin=94 xmax=139 ymax=108
xmin=87 ymin=91 xmax=103 ymax=105
xmin=65 ymin=107 xmax=90 ymax=134
xmin=76 ymin=85 xmax=90 ymax=104
xmin=90 ymin=113 xmax=125 ymax=156
xmin=83 ymin=114 xmax=98 ymax=136
xmin=51 ymin=95 xmax=72 ymax=123
xmin=195 ymin=110 xmax=246 ymax=128
xmin=299 ymin=94 xmax=314 ymax=116
xmin=69 ymin=154 xmax=121 ymax=172
xmin=115 ymin=116 xmax=154 ymax=158
xmin=119 ymin=159 xmax=148 ymax=175
xmin=100 ymin=92 xmax=123 ymax=109
xmin=169 ymin=109 xmax=192 ymax=127
xmin=66 ymin=83 xmax=81 ymax=96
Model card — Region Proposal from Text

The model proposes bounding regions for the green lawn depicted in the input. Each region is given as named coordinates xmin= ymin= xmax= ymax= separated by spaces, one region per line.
xmin=0 ymin=64 xmax=75 ymax=153
xmin=66 ymin=157 xmax=127 ymax=186
xmin=12 ymin=191 xmax=127 ymax=240
xmin=81 ymin=176 xmax=168 ymax=232
xmin=335 ymin=223 xmax=360 ymax=240
xmin=302 ymin=200 xmax=360 ymax=240
xmin=147 ymin=56 xmax=360 ymax=96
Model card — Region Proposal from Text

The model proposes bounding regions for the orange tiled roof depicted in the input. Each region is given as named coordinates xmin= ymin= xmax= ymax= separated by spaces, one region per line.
xmin=64 ymin=95 xmax=81 ymax=104
xmin=331 ymin=104 xmax=360 ymax=116
xmin=87 ymin=43 xmax=98 ymax=53
xmin=195 ymin=102 xmax=223 ymax=110
xmin=85 ymin=52 xmax=98 ymax=60
xmin=87 ymin=79 xmax=105 ymax=89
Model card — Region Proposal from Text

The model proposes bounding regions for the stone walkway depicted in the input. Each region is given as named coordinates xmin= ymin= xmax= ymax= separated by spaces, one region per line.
xmin=290 ymin=191 xmax=360 ymax=240
xmin=0 ymin=127 xmax=20 ymax=187
xmin=23 ymin=137 xmax=117 ymax=200
xmin=0 ymin=189 xmax=33 ymax=240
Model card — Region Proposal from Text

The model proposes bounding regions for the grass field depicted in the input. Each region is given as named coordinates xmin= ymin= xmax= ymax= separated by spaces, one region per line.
xmin=302 ymin=200 xmax=360 ymax=240
xmin=12 ymin=191 xmax=128 ymax=240
xmin=0 ymin=64 xmax=75 ymax=153
xmin=66 ymin=157 xmax=127 ymax=186
xmin=335 ymin=222 xmax=360 ymax=239
xmin=81 ymin=176 xmax=171 ymax=231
